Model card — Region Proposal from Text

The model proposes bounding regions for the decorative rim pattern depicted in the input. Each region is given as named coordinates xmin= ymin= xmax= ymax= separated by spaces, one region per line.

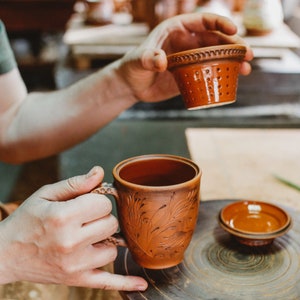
xmin=167 ymin=44 xmax=247 ymax=70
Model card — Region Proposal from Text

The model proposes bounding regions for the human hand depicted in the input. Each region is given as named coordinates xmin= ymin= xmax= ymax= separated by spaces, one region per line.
xmin=0 ymin=166 xmax=148 ymax=291
xmin=117 ymin=12 xmax=253 ymax=103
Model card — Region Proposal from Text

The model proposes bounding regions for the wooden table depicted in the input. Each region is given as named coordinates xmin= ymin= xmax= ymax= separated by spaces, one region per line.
xmin=63 ymin=13 xmax=300 ymax=69
xmin=186 ymin=128 xmax=300 ymax=209
xmin=63 ymin=14 xmax=148 ymax=69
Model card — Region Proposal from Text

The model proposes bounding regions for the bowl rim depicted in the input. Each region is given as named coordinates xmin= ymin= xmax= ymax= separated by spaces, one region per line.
xmin=218 ymin=200 xmax=292 ymax=238
xmin=219 ymin=216 xmax=292 ymax=240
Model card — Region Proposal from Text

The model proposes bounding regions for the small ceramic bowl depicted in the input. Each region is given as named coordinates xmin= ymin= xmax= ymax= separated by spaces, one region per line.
xmin=167 ymin=44 xmax=247 ymax=110
xmin=219 ymin=200 xmax=292 ymax=246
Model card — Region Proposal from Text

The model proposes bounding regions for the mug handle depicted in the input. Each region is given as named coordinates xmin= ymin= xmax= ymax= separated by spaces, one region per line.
xmin=92 ymin=183 xmax=127 ymax=247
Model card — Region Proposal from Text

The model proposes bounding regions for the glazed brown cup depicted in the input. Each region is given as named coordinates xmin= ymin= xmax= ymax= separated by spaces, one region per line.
xmin=167 ymin=44 xmax=247 ymax=110
xmin=93 ymin=154 xmax=201 ymax=269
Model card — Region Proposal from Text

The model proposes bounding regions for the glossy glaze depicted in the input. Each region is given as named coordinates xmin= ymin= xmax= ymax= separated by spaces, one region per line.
xmin=167 ymin=44 xmax=246 ymax=110
xmin=219 ymin=200 xmax=292 ymax=246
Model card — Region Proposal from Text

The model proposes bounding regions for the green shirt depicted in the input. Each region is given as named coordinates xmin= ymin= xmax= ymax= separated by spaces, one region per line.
xmin=0 ymin=20 xmax=17 ymax=74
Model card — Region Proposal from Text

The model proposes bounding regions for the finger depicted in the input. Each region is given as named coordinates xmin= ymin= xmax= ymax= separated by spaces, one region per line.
xmin=58 ymin=243 xmax=119 ymax=275
xmin=55 ymin=194 xmax=118 ymax=246
xmin=65 ymin=193 xmax=113 ymax=224
xmin=86 ymin=243 xmax=118 ymax=270
xmin=154 ymin=14 xmax=241 ymax=54
xmin=37 ymin=166 xmax=104 ymax=201
xmin=201 ymin=13 xmax=237 ymax=35
xmin=240 ymin=61 xmax=252 ymax=76
xmin=170 ymin=12 xmax=237 ymax=36
xmin=244 ymin=45 xmax=254 ymax=62
xmin=69 ymin=269 xmax=148 ymax=291
xmin=80 ymin=214 xmax=119 ymax=246
xmin=141 ymin=48 xmax=167 ymax=72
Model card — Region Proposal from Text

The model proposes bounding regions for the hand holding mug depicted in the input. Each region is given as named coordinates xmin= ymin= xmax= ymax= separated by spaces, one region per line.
xmin=0 ymin=167 xmax=148 ymax=291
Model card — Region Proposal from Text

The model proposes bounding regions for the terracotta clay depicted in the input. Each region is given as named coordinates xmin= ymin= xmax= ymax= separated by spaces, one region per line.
xmin=167 ymin=44 xmax=247 ymax=110
xmin=219 ymin=200 xmax=292 ymax=246
xmin=93 ymin=154 xmax=202 ymax=269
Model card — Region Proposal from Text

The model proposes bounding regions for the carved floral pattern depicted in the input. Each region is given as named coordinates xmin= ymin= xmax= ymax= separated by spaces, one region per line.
xmin=118 ymin=187 xmax=200 ymax=261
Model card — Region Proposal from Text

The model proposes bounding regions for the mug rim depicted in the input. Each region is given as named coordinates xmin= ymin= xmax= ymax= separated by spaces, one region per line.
xmin=113 ymin=154 xmax=201 ymax=189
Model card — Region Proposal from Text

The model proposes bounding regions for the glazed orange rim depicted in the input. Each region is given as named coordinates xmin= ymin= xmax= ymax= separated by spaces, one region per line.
xmin=167 ymin=44 xmax=246 ymax=58
xmin=167 ymin=44 xmax=247 ymax=69
xmin=218 ymin=214 xmax=292 ymax=240
xmin=113 ymin=154 xmax=201 ymax=188
xmin=219 ymin=200 xmax=292 ymax=236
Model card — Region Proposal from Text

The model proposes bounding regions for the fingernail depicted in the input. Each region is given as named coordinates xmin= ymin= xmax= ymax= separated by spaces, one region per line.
xmin=86 ymin=166 xmax=98 ymax=178
xmin=136 ymin=284 xmax=147 ymax=291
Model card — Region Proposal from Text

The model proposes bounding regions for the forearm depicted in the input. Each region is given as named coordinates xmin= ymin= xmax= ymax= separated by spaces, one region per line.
xmin=0 ymin=60 xmax=137 ymax=163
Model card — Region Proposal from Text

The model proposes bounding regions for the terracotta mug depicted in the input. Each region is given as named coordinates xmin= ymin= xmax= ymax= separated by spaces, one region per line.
xmin=92 ymin=154 xmax=202 ymax=269
xmin=167 ymin=44 xmax=247 ymax=110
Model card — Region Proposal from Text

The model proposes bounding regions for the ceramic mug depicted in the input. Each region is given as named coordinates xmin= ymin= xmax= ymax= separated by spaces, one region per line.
xmin=92 ymin=154 xmax=202 ymax=269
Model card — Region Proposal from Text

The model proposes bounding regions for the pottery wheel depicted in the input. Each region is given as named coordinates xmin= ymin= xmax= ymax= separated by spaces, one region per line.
xmin=114 ymin=199 xmax=300 ymax=299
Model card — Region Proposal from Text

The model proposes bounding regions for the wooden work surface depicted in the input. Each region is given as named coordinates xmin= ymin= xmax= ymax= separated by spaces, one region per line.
xmin=63 ymin=14 xmax=300 ymax=69
xmin=64 ymin=17 xmax=300 ymax=51
xmin=63 ymin=14 xmax=148 ymax=68
xmin=185 ymin=128 xmax=300 ymax=210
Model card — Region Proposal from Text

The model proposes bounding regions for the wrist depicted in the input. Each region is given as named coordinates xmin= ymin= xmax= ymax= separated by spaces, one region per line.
xmin=101 ymin=59 xmax=139 ymax=107
xmin=0 ymin=201 xmax=22 ymax=283
xmin=0 ymin=222 xmax=17 ymax=284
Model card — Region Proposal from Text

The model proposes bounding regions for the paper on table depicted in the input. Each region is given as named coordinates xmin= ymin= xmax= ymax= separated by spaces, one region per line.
xmin=185 ymin=128 xmax=300 ymax=210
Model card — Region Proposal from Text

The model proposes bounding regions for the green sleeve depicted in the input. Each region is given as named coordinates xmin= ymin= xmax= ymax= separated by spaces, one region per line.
xmin=0 ymin=20 xmax=17 ymax=74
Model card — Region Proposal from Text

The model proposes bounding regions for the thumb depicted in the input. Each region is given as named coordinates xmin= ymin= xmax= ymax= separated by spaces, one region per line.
xmin=141 ymin=48 xmax=167 ymax=72
xmin=37 ymin=166 xmax=105 ymax=202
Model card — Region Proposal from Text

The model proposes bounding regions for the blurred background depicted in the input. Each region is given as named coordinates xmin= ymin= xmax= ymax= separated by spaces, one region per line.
xmin=1 ymin=0 xmax=299 ymax=92
xmin=0 ymin=0 xmax=300 ymax=205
